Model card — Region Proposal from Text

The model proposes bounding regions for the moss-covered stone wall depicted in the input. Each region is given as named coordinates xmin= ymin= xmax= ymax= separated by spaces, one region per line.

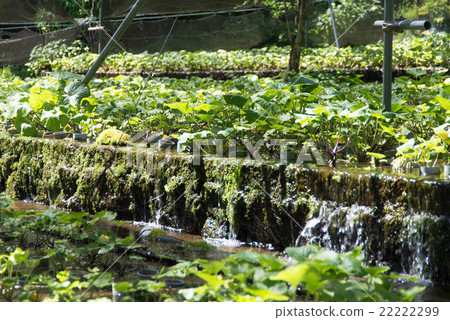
xmin=0 ymin=134 xmax=449 ymax=282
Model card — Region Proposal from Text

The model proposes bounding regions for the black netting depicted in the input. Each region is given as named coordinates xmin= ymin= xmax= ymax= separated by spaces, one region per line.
xmin=0 ymin=26 xmax=80 ymax=66
xmin=102 ymin=0 xmax=253 ymax=18
xmin=95 ymin=11 xmax=276 ymax=53
xmin=0 ymin=0 xmax=76 ymax=66
xmin=0 ymin=0 xmax=74 ymax=24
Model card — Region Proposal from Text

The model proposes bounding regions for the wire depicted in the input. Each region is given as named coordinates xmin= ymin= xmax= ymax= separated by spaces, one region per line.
xmin=0 ymin=24 xmax=78 ymax=31
xmin=104 ymin=7 xmax=265 ymax=23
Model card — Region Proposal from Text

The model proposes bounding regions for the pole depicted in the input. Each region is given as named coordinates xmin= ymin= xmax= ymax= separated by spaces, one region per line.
xmin=82 ymin=0 xmax=147 ymax=85
xmin=328 ymin=0 xmax=339 ymax=49
xmin=305 ymin=7 xmax=308 ymax=48
xmin=98 ymin=0 xmax=103 ymax=54
xmin=382 ymin=0 xmax=393 ymax=112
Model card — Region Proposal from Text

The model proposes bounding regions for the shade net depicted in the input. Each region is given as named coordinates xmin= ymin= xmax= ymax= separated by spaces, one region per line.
xmin=0 ymin=26 xmax=80 ymax=66
xmin=94 ymin=10 xmax=275 ymax=53
xmin=102 ymin=0 xmax=252 ymax=18
xmin=0 ymin=0 xmax=74 ymax=24
xmin=0 ymin=0 xmax=77 ymax=66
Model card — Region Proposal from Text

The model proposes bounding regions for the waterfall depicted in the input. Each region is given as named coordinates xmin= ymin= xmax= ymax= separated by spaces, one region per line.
xmin=296 ymin=197 xmax=372 ymax=252
xmin=295 ymin=196 xmax=450 ymax=282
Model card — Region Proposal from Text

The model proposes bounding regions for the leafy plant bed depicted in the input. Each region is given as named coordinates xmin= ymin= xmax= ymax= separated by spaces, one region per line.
xmin=25 ymin=32 xmax=449 ymax=76
xmin=1 ymin=68 xmax=448 ymax=170
xmin=0 ymin=194 xmax=427 ymax=302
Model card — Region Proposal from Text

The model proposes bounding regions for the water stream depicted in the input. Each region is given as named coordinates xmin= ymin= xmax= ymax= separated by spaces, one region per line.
xmin=7 ymin=200 xmax=450 ymax=301
xmin=295 ymin=197 xmax=450 ymax=301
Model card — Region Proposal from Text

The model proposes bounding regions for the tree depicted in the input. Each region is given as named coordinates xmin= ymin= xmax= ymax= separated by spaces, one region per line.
xmin=244 ymin=0 xmax=307 ymax=81
xmin=59 ymin=0 xmax=98 ymax=18
xmin=286 ymin=0 xmax=308 ymax=80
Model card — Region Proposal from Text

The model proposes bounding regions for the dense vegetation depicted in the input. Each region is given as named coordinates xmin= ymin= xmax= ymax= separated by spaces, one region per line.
xmin=26 ymin=32 xmax=448 ymax=76
xmin=0 ymin=2 xmax=449 ymax=303
xmin=1 ymin=0 xmax=449 ymax=303
xmin=1 ymin=35 xmax=449 ymax=168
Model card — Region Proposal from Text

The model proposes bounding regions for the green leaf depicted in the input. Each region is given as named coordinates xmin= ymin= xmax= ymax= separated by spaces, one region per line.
xmin=193 ymin=103 xmax=215 ymax=112
xmin=98 ymin=243 xmax=115 ymax=254
xmin=243 ymin=288 xmax=289 ymax=301
xmin=20 ymin=122 xmax=37 ymax=137
xmin=215 ymin=127 xmax=234 ymax=137
xmin=255 ymin=97 xmax=281 ymax=114
xmin=64 ymin=81 xmax=91 ymax=106
xmin=380 ymin=124 xmax=395 ymax=136
xmin=194 ymin=271 xmax=226 ymax=291
xmin=396 ymin=138 xmax=415 ymax=154
xmin=285 ymin=245 xmax=321 ymax=262
xmin=407 ymin=68 xmax=427 ymax=78
xmin=114 ymin=282 xmax=132 ymax=293
xmin=223 ymin=94 xmax=249 ymax=108
xmin=292 ymin=76 xmax=319 ymax=86
xmin=197 ymin=260 xmax=226 ymax=274
xmin=367 ymin=152 xmax=386 ymax=159
xmin=3 ymin=104 xmax=18 ymax=120
xmin=399 ymin=286 xmax=426 ymax=302
xmin=136 ymin=280 xmax=164 ymax=292
xmin=435 ymin=96 xmax=450 ymax=111
xmin=233 ymin=250 xmax=266 ymax=264
xmin=16 ymin=103 xmax=32 ymax=118
xmin=41 ymin=109 xmax=63 ymax=132
xmin=58 ymin=212 xmax=88 ymax=223
xmin=95 ymin=211 xmax=117 ymax=221
xmin=244 ymin=109 xmax=261 ymax=122
xmin=52 ymin=71 xmax=84 ymax=81
xmin=271 ymin=263 xmax=323 ymax=293
xmin=29 ymin=87 xmax=57 ymax=111
xmin=167 ymin=102 xmax=190 ymax=114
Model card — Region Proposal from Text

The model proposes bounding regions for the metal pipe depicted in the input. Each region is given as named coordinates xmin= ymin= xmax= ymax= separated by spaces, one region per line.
xmin=328 ymin=0 xmax=340 ymax=49
xmin=374 ymin=20 xmax=431 ymax=30
xmin=82 ymin=0 xmax=147 ymax=85
xmin=98 ymin=0 xmax=103 ymax=54
xmin=382 ymin=0 xmax=394 ymax=112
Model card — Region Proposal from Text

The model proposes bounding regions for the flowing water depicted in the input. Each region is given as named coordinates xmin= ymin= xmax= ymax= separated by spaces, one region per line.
xmin=295 ymin=197 xmax=450 ymax=301
xmin=8 ymin=200 xmax=450 ymax=301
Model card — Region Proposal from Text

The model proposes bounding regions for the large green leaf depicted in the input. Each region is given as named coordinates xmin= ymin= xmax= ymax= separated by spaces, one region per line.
xmin=271 ymin=263 xmax=323 ymax=293
xmin=243 ymin=109 xmax=261 ymax=122
xmin=52 ymin=71 xmax=84 ymax=81
xmin=29 ymin=87 xmax=57 ymax=112
xmin=285 ymin=246 xmax=321 ymax=262
xmin=41 ymin=109 xmax=64 ymax=132
xmin=223 ymin=94 xmax=249 ymax=108
xmin=20 ymin=122 xmax=37 ymax=137
xmin=193 ymin=103 xmax=215 ymax=112
xmin=254 ymin=97 xmax=281 ymax=114
xmin=399 ymin=286 xmax=426 ymax=302
xmin=58 ymin=212 xmax=88 ymax=223
xmin=64 ymin=81 xmax=91 ymax=106
xmin=291 ymin=76 xmax=319 ymax=86
xmin=407 ymin=68 xmax=427 ymax=78
xmin=435 ymin=96 xmax=450 ymax=111
xmin=167 ymin=102 xmax=190 ymax=114
xmin=194 ymin=271 xmax=226 ymax=291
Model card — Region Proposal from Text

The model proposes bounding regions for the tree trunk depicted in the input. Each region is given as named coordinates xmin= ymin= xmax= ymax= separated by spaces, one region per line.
xmin=284 ymin=0 xmax=308 ymax=81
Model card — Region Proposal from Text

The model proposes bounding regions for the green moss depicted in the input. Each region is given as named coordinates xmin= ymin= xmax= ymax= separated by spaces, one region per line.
xmin=0 ymin=133 xmax=450 ymax=281
xmin=146 ymin=228 xmax=166 ymax=239
xmin=182 ymin=241 xmax=213 ymax=249
xmin=96 ymin=128 xmax=130 ymax=146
